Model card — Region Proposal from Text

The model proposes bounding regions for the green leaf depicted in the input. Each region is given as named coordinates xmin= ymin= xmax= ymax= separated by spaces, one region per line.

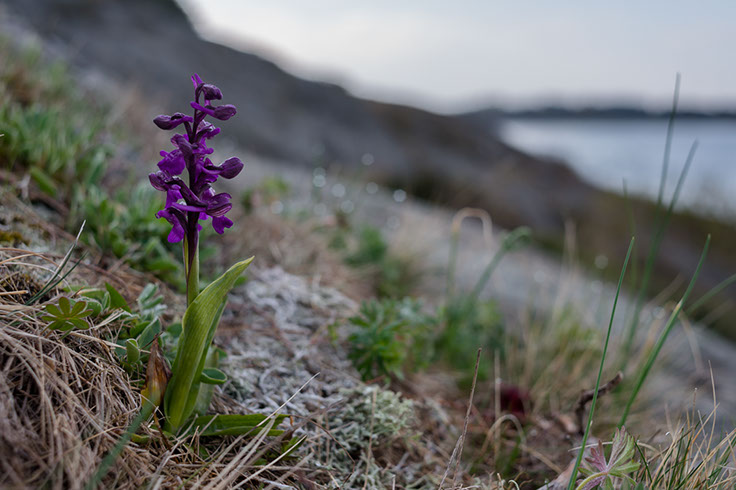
xmin=166 ymin=322 xmax=182 ymax=337
xmin=105 ymin=282 xmax=130 ymax=312
xmin=29 ymin=166 xmax=58 ymax=197
xmin=58 ymin=296 xmax=71 ymax=314
xmin=85 ymin=299 xmax=104 ymax=317
xmin=42 ymin=297 xmax=93 ymax=331
xmin=200 ymin=367 xmax=227 ymax=385
xmin=128 ymin=319 xmax=151 ymax=339
xmin=136 ymin=317 xmax=161 ymax=351
xmin=80 ymin=289 xmax=110 ymax=316
xmin=48 ymin=320 xmax=73 ymax=331
xmin=70 ymin=318 xmax=89 ymax=330
xmin=70 ymin=299 xmax=86 ymax=316
xmin=188 ymin=413 xmax=287 ymax=437
xmin=125 ymin=338 xmax=140 ymax=364
xmin=164 ymin=257 xmax=253 ymax=431
xmin=194 ymin=349 xmax=221 ymax=415
xmin=44 ymin=304 xmax=61 ymax=317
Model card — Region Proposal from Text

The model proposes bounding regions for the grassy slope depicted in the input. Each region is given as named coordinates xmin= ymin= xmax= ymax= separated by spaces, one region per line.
xmin=2 ymin=29 xmax=736 ymax=490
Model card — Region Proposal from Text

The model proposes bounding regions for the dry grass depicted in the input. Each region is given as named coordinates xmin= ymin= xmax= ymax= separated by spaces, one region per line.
xmin=0 ymin=248 xmax=309 ymax=489
xmin=0 ymin=249 xmax=157 ymax=488
xmin=218 ymin=207 xmax=372 ymax=301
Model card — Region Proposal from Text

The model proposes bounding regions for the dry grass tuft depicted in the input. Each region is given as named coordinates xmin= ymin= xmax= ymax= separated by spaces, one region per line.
xmin=0 ymin=250 xmax=157 ymax=488
xmin=0 ymin=248 xmax=304 ymax=489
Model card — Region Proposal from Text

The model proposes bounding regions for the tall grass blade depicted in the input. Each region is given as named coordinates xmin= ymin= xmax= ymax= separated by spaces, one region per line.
xmin=657 ymin=73 xmax=680 ymax=209
xmin=622 ymin=75 xmax=681 ymax=358
xmin=567 ymin=237 xmax=635 ymax=490
xmin=686 ymin=272 xmax=736 ymax=316
xmin=622 ymin=139 xmax=698 ymax=359
xmin=26 ymin=221 xmax=86 ymax=305
xmin=619 ymin=234 xmax=711 ymax=427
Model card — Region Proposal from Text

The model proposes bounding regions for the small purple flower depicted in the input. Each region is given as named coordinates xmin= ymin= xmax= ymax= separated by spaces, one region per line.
xmin=150 ymin=74 xmax=243 ymax=254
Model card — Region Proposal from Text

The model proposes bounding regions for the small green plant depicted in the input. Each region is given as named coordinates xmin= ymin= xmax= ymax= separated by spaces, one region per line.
xmin=41 ymin=296 xmax=94 ymax=331
xmin=576 ymin=428 xmax=641 ymax=490
xmin=348 ymin=297 xmax=437 ymax=380
xmin=438 ymin=298 xmax=504 ymax=377
xmin=343 ymin=225 xmax=419 ymax=298
xmin=345 ymin=226 xmax=388 ymax=267
xmin=438 ymin=225 xmax=531 ymax=378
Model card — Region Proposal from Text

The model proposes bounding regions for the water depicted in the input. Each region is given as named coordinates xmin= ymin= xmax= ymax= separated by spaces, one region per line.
xmin=499 ymin=118 xmax=736 ymax=216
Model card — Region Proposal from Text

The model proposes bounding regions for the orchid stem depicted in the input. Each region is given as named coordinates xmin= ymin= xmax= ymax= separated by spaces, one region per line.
xmin=184 ymin=238 xmax=199 ymax=305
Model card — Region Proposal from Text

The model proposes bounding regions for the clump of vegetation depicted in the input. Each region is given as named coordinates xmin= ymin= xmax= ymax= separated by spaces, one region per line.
xmin=347 ymin=297 xmax=437 ymax=381
xmin=342 ymin=225 xmax=420 ymax=298
xmin=0 ymin=42 xmax=182 ymax=285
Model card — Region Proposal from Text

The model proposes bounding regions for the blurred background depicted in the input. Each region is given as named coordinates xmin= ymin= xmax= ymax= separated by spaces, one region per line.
xmin=3 ymin=0 xmax=735 ymax=336
xmin=179 ymin=0 xmax=736 ymax=214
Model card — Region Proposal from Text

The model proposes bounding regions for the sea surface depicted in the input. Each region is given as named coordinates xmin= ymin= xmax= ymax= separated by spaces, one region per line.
xmin=499 ymin=118 xmax=736 ymax=217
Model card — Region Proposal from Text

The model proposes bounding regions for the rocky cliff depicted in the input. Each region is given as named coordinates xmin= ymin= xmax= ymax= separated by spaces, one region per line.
xmin=3 ymin=0 xmax=596 ymax=235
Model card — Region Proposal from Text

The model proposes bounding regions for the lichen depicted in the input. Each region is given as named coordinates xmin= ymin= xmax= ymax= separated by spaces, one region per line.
xmin=0 ymin=229 xmax=30 ymax=246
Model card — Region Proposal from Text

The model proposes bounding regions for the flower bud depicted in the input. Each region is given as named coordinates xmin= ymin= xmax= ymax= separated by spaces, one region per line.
xmin=219 ymin=157 xmax=244 ymax=179
xmin=212 ymin=104 xmax=237 ymax=120
xmin=202 ymin=83 xmax=222 ymax=101
xmin=205 ymin=193 xmax=232 ymax=217
xmin=153 ymin=112 xmax=193 ymax=130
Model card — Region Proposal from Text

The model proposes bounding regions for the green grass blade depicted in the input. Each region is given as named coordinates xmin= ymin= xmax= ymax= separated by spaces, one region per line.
xmin=685 ymin=272 xmax=736 ymax=316
xmin=189 ymin=414 xmax=288 ymax=437
xmin=619 ymin=234 xmax=711 ymax=427
xmin=568 ymin=237 xmax=635 ymax=490
xmin=622 ymin=139 xmax=698 ymax=359
xmin=26 ymin=221 xmax=86 ymax=305
xmin=656 ymin=73 xmax=680 ymax=209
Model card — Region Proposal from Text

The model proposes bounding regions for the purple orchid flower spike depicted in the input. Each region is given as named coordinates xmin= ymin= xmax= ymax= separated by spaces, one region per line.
xmin=150 ymin=74 xmax=244 ymax=302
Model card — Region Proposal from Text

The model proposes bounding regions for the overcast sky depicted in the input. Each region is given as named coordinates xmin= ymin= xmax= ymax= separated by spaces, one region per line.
xmin=178 ymin=1 xmax=736 ymax=113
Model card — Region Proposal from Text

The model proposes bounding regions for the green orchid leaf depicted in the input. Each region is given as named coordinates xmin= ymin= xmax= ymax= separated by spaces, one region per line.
xmin=189 ymin=413 xmax=287 ymax=437
xmin=282 ymin=435 xmax=307 ymax=457
xmin=164 ymin=257 xmax=253 ymax=432
xmin=200 ymin=367 xmax=227 ymax=385
xmin=194 ymin=349 xmax=220 ymax=416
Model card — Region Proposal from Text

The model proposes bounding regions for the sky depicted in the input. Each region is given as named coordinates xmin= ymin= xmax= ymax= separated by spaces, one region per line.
xmin=178 ymin=1 xmax=736 ymax=113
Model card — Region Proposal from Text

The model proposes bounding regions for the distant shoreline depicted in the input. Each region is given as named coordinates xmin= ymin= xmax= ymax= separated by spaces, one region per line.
xmin=477 ymin=107 xmax=736 ymax=121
